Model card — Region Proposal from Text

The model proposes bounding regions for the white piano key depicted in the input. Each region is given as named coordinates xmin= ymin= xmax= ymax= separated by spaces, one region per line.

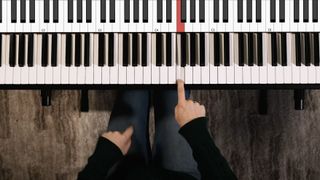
xmin=29 ymin=34 xmax=37 ymax=84
xmin=168 ymin=33 xmax=176 ymax=84
xmin=37 ymin=34 xmax=45 ymax=84
xmin=284 ymin=33 xmax=292 ymax=84
xmin=53 ymin=34 xmax=61 ymax=84
xmin=16 ymin=0 xmax=23 ymax=32
xmin=80 ymin=0 xmax=88 ymax=32
xmin=5 ymin=35 xmax=13 ymax=84
xmin=289 ymin=0 xmax=297 ymax=32
xmin=104 ymin=0 xmax=111 ymax=32
xmin=250 ymin=0 xmax=257 ymax=31
xmin=209 ymin=33 xmax=218 ymax=84
xmin=176 ymin=34 xmax=184 ymax=81
xmin=127 ymin=33 xmax=135 ymax=84
xmin=0 ymin=35 xmax=6 ymax=84
xmin=39 ymin=0 xmax=48 ymax=32
xmin=151 ymin=33 xmax=160 ymax=84
xmin=77 ymin=34 xmax=86 ymax=84
xmin=95 ymin=0 xmax=103 ymax=32
xmin=217 ymin=0 xmax=224 ymax=32
xmin=201 ymin=0 xmax=210 ymax=32
xmin=93 ymin=33 xmax=102 ymax=84
xmin=72 ymin=0 xmax=79 ymax=32
xmin=119 ymin=0 xmax=127 ymax=32
xmin=233 ymin=0 xmax=241 ymax=32
xmin=118 ymin=33 xmax=127 ymax=84
xmin=136 ymin=0 xmax=144 ymax=32
xmin=0 ymin=0 xmax=7 ymax=32
xmin=234 ymin=33 xmax=242 ymax=84
xmin=143 ymin=33 xmax=152 ymax=84
xmin=193 ymin=34 xmax=201 ymax=84
xmin=61 ymin=34 xmax=69 ymax=84
xmin=144 ymin=0 xmax=153 ymax=32
xmin=63 ymin=1 xmax=72 ymax=32
xmin=226 ymin=0 xmax=234 ymax=31
xmin=274 ymin=0 xmax=281 ymax=31
xmin=306 ymin=0 xmax=313 ymax=31
xmin=218 ymin=33 xmax=227 ymax=84
xmin=153 ymin=0 xmax=161 ymax=32
xmin=185 ymin=0 xmax=191 ymax=32
xmin=110 ymin=33 xmax=119 ymax=84
xmin=69 ymin=34 xmax=77 ymax=84
xmin=298 ymin=0 xmax=305 ymax=31
xmin=259 ymin=33 xmax=268 ymax=83
xmin=292 ymin=34 xmax=300 ymax=83
xmin=160 ymin=34 xmax=168 ymax=84
xmin=13 ymin=34 xmax=21 ymax=84
xmin=201 ymin=33 xmax=210 ymax=84
xmin=243 ymin=65 xmax=251 ymax=84
xmin=161 ymin=0 xmax=168 ymax=32
xmin=266 ymin=34 xmax=275 ymax=84
xmin=48 ymin=0 xmax=55 ymax=32
xmin=169 ymin=0 xmax=177 ymax=32
xmin=275 ymin=34 xmax=284 ymax=83
xmin=316 ymin=0 xmax=320 ymax=31
xmin=101 ymin=33 xmax=110 ymax=84
xmin=283 ymin=0 xmax=290 ymax=32
xmin=134 ymin=34 xmax=143 ymax=84
xmin=251 ymin=34 xmax=259 ymax=84
xmin=45 ymin=34 xmax=53 ymax=84
xmin=112 ymin=0 xmax=120 ymax=32
xmin=185 ymin=33 xmax=193 ymax=84
xmin=192 ymin=0 xmax=200 ymax=32
xmin=241 ymin=0 xmax=249 ymax=32
xmin=300 ymin=65 xmax=308 ymax=83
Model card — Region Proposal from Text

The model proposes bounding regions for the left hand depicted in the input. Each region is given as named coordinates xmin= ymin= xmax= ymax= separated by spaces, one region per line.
xmin=101 ymin=126 xmax=134 ymax=155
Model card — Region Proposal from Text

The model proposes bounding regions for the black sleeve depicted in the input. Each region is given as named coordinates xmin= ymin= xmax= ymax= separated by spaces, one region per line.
xmin=179 ymin=117 xmax=237 ymax=180
xmin=77 ymin=136 xmax=124 ymax=180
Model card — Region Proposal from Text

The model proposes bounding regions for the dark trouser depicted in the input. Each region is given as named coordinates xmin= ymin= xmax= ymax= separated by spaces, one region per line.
xmin=107 ymin=89 xmax=200 ymax=179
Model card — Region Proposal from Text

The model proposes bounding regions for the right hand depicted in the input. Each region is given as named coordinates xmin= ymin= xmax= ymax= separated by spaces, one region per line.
xmin=101 ymin=126 xmax=134 ymax=155
xmin=175 ymin=80 xmax=206 ymax=128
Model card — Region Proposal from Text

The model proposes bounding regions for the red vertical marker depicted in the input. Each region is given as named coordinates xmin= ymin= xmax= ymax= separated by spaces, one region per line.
xmin=177 ymin=0 xmax=185 ymax=32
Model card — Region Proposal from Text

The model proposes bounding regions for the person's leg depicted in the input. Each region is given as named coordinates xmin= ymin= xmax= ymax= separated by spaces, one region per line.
xmin=152 ymin=89 xmax=200 ymax=179
xmin=108 ymin=90 xmax=151 ymax=163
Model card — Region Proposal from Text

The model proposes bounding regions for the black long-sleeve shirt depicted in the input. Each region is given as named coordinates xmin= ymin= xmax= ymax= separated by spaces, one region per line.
xmin=78 ymin=117 xmax=237 ymax=180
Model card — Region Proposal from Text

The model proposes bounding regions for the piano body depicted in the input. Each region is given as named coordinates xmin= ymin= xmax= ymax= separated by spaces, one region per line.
xmin=0 ymin=0 xmax=317 ymax=111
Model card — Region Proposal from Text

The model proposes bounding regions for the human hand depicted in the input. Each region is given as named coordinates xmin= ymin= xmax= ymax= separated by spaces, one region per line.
xmin=101 ymin=126 xmax=134 ymax=155
xmin=175 ymin=80 xmax=206 ymax=128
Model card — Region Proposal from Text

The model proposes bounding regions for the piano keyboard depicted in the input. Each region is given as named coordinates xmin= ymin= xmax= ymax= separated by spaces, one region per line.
xmin=0 ymin=0 xmax=320 ymax=33
xmin=1 ymin=32 xmax=320 ymax=85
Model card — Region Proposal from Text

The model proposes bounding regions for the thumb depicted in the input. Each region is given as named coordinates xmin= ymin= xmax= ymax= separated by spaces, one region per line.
xmin=123 ymin=126 xmax=134 ymax=139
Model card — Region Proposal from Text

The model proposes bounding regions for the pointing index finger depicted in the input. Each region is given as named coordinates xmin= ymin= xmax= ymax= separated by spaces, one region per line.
xmin=177 ymin=80 xmax=186 ymax=104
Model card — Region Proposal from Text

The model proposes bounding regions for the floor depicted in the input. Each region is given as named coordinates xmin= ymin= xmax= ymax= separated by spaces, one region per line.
xmin=0 ymin=89 xmax=319 ymax=180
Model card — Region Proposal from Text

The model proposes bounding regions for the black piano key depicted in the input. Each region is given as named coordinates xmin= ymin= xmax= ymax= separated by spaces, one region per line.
xmin=65 ymin=34 xmax=72 ymax=67
xmin=156 ymin=33 xmax=162 ymax=66
xmin=124 ymin=0 xmax=130 ymax=22
xmin=143 ymin=0 xmax=148 ymax=22
xmin=214 ymin=33 xmax=220 ymax=66
xmin=75 ymin=34 xmax=81 ymax=67
xmin=0 ymin=0 xmax=2 ymax=23
xmin=223 ymin=0 xmax=228 ymax=22
xmin=214 ymin=0 xmax=219 ymax=22
xmin=166 ymin=0 xmax=172 ymax=22
xmin=27 ymin=34 xmax=34 ymax=67
xmin=181 ymin=0 xmax=186 ymax=22
xmin=0 ymin=35 xmax=1 ymax=66
xmin=295 ymin=33 xmax=301 ymax=66
xmin=166 ymin=33 xmax=172 ymax=66
xmin=77 ymin=0 xmax=82 ymax=23
xmin=21 ymin=0 xmax=26 ymax=23
xmin=11 ymin=0 xmax=17 ymax=23
xmin=101 ymin=0 xmax=106 ymax=23
xmin=190 ymin=0 xmax=195 ymax=22
xmin=199 ymin=0 xmax=205 ymax=22
xmin=68 ymin=0 xmax=73 ymax=23
xmin=157 ymin=0 xmax=163 ymax=22
xmin=190 ymin=33 xmax=196 ymax=66
xmin=270 ymin=0 xmax=275 ymax=22
xmin=30 ymin=0 xmax=35 ymax=23
xmin=256 ymin=0 xmax=261 ymax=22
xmin=44 ymin=0 xmax=49 ymax=23
xmin=279 ymin=0 xmax=285 ymax=22
xmin=142 ymin=33 xmax=147 ymax=66
xmin=313 ymin=0 xmax=318 ymax=22
xmin=108 ymin=33 xmax=114 ymax=66
xmin=271 ymin=33 xmax=277 ymax=66
xmin=42 ymin=34 xmax=48 ymax=67
xmin=257 ymin=33 xmax=263 ymax=66
xmin=247 ymin=0 xmax=252 ymax=22
xmin=224 ymin=33 xmax=230 ymax=66
xmin=51 ymin=34 xmax=57 ymax=67
xmin=294 ymin=0 xmax=299 ymax=22
xmin=200 ymin=33 xmax=205 ymax=66
xmin=9 ymin=34 xmax=16 ymax=67
xmin=132 ymin=33 xmax=138 ymax=66
xmin=98 ymin=33 xmax=105 ymax=66
xmin=281 ymin=33 xmax=287 ymax=66
xmin=110 ymin=0 xmax=115 ymax=23
xmin=305 ymin=33 xmax=310 ymax=66
xmin=248 ymin=33 xmax=254 ymax=66
xmin=314 ymin=33 xmax=319 ymax=66
xmin=304 ymin=0 xmax=309 ymax=22
xmin=53 ymin=0 xmax=59 ymax=23
xmin=238 ymin=0 xmax=243 ymax=22
xmin=86 ymin=0 xmax=92 ymax=23
xmin=134 ymin=0 xmax=139 ymax=22
xmin=18 ymin=34 xmax=25 ymax=67
xmin=123 ymin=33 xmax=129 ymax=66
xmin=238 ymin=33 xmax=244 ymax=66
xmin=181 ymin=34 xmax=186 ymax=67
xmin=301 ymin=33 xmax=306 ymax=66
xmin=84 ymin=33 xmax=90 ymax=67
